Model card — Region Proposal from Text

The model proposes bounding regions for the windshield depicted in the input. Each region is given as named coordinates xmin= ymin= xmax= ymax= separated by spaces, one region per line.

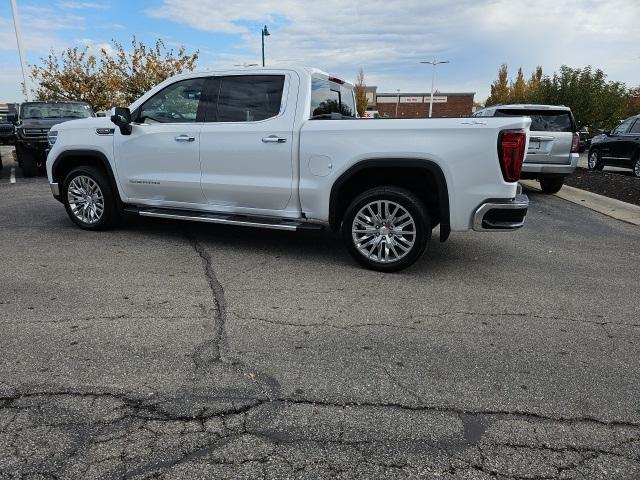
xmin=0 ymin=110 xmax=8 ymax=123
xmin=20 ymin=103 xmax=94 ymax=120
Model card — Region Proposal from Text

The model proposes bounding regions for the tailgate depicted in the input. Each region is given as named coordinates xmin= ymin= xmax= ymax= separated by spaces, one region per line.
xmin=526 ymin=131 xmax=572 ymax=164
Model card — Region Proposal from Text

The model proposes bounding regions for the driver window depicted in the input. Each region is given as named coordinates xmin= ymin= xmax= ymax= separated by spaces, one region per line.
xmin=139 ymin=78 xmax=204 ymax=124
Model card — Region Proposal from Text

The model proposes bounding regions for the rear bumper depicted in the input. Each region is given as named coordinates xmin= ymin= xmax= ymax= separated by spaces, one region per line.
xmin=472 ymin=193 xmax=529 ymax=231
xmin=521 ymin=153 xmax=579 ymax=176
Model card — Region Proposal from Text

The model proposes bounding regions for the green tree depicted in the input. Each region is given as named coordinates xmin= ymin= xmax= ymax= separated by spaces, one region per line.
xmin=353 ymin=68 xmax=368 ymax=117
xmin=30 ymin=37 xmax=199 ymax=111
xmin=485 ymin=64 xmax=509 ymax=106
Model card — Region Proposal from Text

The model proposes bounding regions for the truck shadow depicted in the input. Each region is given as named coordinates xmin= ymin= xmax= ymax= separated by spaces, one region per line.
xmin=124 ymin=216 xmax=510 ymax=276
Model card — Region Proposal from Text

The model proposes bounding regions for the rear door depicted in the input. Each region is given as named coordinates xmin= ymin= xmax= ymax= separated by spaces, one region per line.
xmin=199 ymin=73 xmax=298 ymax=212
xmin=496 ymin=109 xmax=574 ymax=164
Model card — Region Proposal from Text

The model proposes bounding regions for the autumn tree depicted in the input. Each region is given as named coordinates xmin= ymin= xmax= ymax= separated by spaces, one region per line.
xmin=354 ymin=68 xmax=368 ymax=116
xmin=509 ymin=67 xmax=527 ymax=103
xmin=485 ymin=64 xmax=631 ymax=131
xmin=485 ymin=64 xmax=509 ymax=106
xmin=30 ymin=37 xmax=199 ymax=111
xmin=527 ymin=66 xmax=543 ymax=102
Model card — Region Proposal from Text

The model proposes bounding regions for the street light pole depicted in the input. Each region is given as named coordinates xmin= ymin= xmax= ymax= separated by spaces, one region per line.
xmin=395 ymin=89 xmax=400 ymax=118
xmin=261 ymin=25 xmax=270 ymax=67
xmin=10 ymin=0 xmax=31 ymax=101
xmin=420 ymin=59 xmax=450 ymax=118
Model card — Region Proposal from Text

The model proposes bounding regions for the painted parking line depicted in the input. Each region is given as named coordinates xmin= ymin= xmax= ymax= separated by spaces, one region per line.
xmin=10 ymin=167 xmax=16 ymax=184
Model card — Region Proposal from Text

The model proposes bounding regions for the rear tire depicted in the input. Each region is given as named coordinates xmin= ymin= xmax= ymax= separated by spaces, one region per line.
xmin=341 ymin=186 xmax=430 ymax=272
xmin=539 ymin=176 xmax=564 ymax=194
xmin=63 ymin=165 xmax=120 ymax=230
xmin=588 ymin=150 xmax=604 ymax=171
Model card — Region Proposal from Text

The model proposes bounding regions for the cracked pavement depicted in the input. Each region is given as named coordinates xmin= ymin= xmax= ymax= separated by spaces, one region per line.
xmin=0 ymin=177 xmax=639 ymax=479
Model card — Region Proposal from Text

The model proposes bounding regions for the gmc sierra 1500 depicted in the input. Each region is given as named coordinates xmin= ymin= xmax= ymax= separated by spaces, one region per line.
xmin=46 ymin=67 xmax=530 ymax=271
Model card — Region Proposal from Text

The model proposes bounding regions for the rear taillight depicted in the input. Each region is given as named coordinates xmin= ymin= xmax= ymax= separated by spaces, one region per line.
xmin=571 ymin=132 xmax=580 ymax=153
xmin=498 ymin=129 xmax=527 ymax=183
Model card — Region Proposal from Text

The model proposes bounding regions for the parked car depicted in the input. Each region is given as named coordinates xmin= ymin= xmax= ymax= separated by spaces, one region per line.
xmin=474 ymin=104 xmax=579 ymax=193
xmin=588 ymin=114 xmax=640 ymax=177
xmin=9 ymin=101 xmax=95 ymax=177
xmin=0 ymin=103 xmax=18 ymax=147
xmin=46 ymin=67 xmax=530 ymax=271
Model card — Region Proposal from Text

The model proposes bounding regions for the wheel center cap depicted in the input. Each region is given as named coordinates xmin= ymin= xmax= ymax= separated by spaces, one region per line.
xmin=379 ymin=226 xmax=390 ymax=236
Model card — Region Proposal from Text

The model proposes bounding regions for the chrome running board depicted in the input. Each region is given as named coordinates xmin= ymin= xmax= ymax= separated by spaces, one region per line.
xmin=127 ymin=207 xmax=323 ymax=232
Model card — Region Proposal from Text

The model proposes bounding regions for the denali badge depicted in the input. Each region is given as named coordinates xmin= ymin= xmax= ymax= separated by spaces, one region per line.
xmin=130 ymin=180 xmax=160 ymax=185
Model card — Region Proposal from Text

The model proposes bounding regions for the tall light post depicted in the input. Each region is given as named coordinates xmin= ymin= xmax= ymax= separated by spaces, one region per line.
xmin=395 ymin=89 xmax=400 ymax=117
xmin=420 ymin=58 xmax=449 ymax=118
xmin=10 ymin=0 xmax=31 ymax=100
xmin=261 ymin=25 xmax=270 ymax=67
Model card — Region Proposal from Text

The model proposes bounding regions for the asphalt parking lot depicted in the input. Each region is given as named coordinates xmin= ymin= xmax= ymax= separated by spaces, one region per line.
xmin=1 ymin=146 xmax=639 ymax=479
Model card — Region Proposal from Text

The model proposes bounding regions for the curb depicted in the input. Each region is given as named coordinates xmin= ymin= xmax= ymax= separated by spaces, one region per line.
xmin=520 ymin=180 xmax=640 ymax=226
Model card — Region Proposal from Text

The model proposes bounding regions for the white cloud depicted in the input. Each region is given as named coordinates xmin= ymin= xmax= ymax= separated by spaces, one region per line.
xmin=57 ymin=1 xmax=109 ymax=9
xmin=149 ymin=0 xmax=640 ymax=99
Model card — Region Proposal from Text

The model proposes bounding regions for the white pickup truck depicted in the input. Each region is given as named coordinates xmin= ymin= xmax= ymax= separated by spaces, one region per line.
xmin=46 ymin=67 xmax=530 ymax=271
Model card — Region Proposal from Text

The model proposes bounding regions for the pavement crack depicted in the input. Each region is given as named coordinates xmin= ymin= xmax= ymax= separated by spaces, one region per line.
xmin=186 ymin=232 xmax=229 ymax=368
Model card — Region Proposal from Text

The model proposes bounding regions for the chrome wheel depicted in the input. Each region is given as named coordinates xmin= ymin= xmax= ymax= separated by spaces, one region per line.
xmin=588 ymin=151 xmax=598 ymax=169
xmin=67 ymin=175 xmax=104 ymax=224
xmin=351 ymin=200 xmax=416 ymax=263
xmin=634 ymin=158 xmax=640 ymax=178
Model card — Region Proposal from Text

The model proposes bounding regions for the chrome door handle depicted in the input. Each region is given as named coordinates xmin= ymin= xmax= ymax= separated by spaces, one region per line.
xmin=175 ymin=134 xmax=195 ymax=142
xmin=262 ymin=135 xmax=287 ymax=143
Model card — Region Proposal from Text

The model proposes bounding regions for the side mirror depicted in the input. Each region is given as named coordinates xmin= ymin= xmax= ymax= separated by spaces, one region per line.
xmin=110 ymin=107 xmax=132 ymax=135
xmin=7 ymin=110 xmax=18 ymax=124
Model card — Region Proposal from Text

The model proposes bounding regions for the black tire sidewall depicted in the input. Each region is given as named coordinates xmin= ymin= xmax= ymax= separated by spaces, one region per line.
xmin=341 ymin=187 xmax=430 ymax=272
xmin=63 ymin=166 xmax=118 ymax=230
xmin=539 ymin=177 xmax=564 ymax=194
xmin=19 ymin=149 xmax=38 ymax=177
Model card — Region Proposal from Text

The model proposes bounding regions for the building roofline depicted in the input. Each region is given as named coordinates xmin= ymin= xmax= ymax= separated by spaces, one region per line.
xmin=376 ymin=92 xmax=475 ymax=97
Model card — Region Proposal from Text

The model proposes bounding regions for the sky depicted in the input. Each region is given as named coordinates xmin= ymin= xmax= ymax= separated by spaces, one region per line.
xmin=1 ymin=0 xmax=639 ymax=104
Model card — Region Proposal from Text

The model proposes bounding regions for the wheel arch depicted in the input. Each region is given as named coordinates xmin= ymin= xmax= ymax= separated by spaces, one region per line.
xmin=51 ymin=149 xmax=120 ymax=204
xmin=329 ymin=158 xmax=450 ymax=242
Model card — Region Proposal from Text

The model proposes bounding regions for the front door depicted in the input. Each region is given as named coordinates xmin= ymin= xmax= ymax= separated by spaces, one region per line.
xmin=199 ymin=73 xmax=298 ymax=212
xmin=114 ymin=77 xmax=206 ymax=205
xmin=605 ymin=117 xmax=634 ymax=165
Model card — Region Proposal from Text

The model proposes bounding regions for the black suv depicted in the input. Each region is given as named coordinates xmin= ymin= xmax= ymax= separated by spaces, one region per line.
xmin=588 ymin=114 xmax=640 ymax=177
xmin=0 ymin=104 xmax=18 ymax=147
xmin=9 ymin=101 xmax=95 ymax=177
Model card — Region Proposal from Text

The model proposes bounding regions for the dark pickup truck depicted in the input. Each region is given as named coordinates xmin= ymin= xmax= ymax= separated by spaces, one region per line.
xmin=9 ymin=101 xmax=95 ymax=177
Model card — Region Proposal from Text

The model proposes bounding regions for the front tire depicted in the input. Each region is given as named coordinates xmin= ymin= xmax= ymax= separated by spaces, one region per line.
xmin=539 ymin=176 xmax=564 ymax=194
xmin=63 ymin=166 xmax=120 ymax=230
xmin=16 ymin=145 xmax=38 ymax=178
xmin=633 ymin=155 xmax=640 ymax=178
xmin=341 ymin=187 xmax=430 ymax=272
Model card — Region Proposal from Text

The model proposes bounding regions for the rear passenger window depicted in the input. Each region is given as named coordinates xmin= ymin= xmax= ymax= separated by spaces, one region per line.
xmin=216 ymin=75 xmax=285 ymax=122
xmin=628 ymin=119 xmax=640 ymax=134
xmin=495 ymin=109 xmax=573 ymax=132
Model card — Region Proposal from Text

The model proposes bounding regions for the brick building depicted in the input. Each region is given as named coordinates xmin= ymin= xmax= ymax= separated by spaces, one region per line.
xmin=364 ymin=86 xmax=474 ymax=118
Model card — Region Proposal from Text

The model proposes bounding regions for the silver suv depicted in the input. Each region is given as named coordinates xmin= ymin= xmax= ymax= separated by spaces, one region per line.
xmin=474 ymin=104 xmax=579 ymax=193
